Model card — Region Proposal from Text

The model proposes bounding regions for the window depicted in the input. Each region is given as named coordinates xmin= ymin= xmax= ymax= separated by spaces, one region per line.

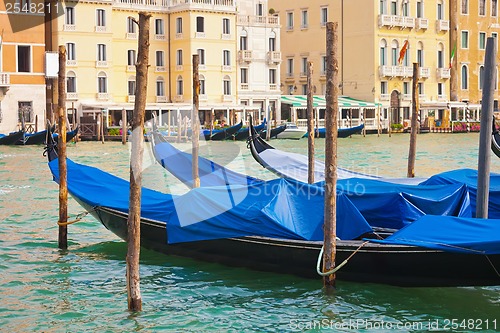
xmin=269 ymin=36 xmax=276 ymax=52
xmin=493 ymin=32 xmax=498 ymax=39
xmin=156 ymin=78 xmax=165 ymax=96
xmin=493 ymin=0 xmax=498 ymax=17
xmin=97 ymin=44 xmax=106 ymax=61
xmin=380 ymin=39 xmax=387 ymax=66
xmin=462 ymin=0 xmax=468 ymax=14
xmin=479 ymin=65 xmax=485 ymax=89
xmin=67 ymin=71 xmax=76 ymax=93
xmin=222 ymin=18 xmax=230 ymax=35
xmin=128 ymin=78 xmax=136 ymax=96
xmin=240 ymin=36 xmax=248 ymax=50
xmin=438 ymin=83 xmax=444 ymax=96
xmin=479 ymin=32 xmax=486 ymax=49
xmin=390 ymin=0 xmax=397 ymax=15
xmin=177 ymin=76 xmax=183 ymax=95
xmin=269 ymin=69 xmax=276 ymax=84
xmin=98 ymin=72 xmax=107 ymax=93
xmin=301 ymin=57 xmax=307 ymax=75
xmin=17 ymin=45 xmax=30 ymax=72
xmin=223 ymin=75 xmax=231 ymax=95
xmin=417 ymin=49 xmax=423 ymax=66
xmin=18 ymin=102 xmax=33 ymax=123
xmin=223 ymin=50 xmax=231 ymax=66
xmin=391 ymin=40 xmax=398 ymax=66
xmin=437 ymin=2 xmax=444 ymax=19
xmin=200 ymin=75 xmax=206 ymax=95
xmin=196 ymin=16 xmax=204 ymax=33
xmin=403 ymin=82 xmax=409 ymax=95
xmin=286 ymin=12 xmax=293 ymax=29
xmin=379 ymin=0 xmax=386 ymax=15
xmin=438 ymin=49 xmax=444 ymax=68
xmin=256 ymin=3 xmax=263 ymax=16
xmin=381 ymin=81 xmax=388 ymax=94
xmin=321 ymin=56 xmax=327 ymax=74
xmin=176 ymin=49 xmax=183 ymax=66
xmin=416 ymin=1 xmax=423 ymax=17
xmin=461 ymin=65 xmax=468 ymax=89
xmin=155 ymin=19 xmax=164 ymax=35
xmin=67 ymin=43 xmax=76 ymax=61
xmin=301 ymin=10 xmax=308 ymax=28
xmin=65 ymin=7 xmax=75 ymax=25
xmin=127 ymin=17 xmax=136 ymax=33
xmin=96 ymin=9 xmax=105 ymax=27
xmin=156 ymin=51 xmax=164 ymax=67
xmin=287 ymin=58 xmax=293 ymax=75
xmin=176 ymin=17 xmax=182 ymax=34
xmin=479 ymin=0 xmax=486 ymax=15
xmin=301 ymin=84 xmax=307 ymax=95
xmin=402 ymin=0 xmax=409 ymax=16
xmin=418 ymin=82 xmax=424 ymax=95
xmin=127 ymin=50 xmax=136 ymax=66
xmin=241 ymin=68 xmax=248 ymax=83
xmin=461 ymin=31 xmax=469 ymax=48
xmin=321 ymin=7 xmax=328 ymax=26
xmin=197 ymin=49 xmax=205 ymax=65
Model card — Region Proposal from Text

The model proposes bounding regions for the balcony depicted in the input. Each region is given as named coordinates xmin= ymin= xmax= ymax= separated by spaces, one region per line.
xmin=200 ymin=94 xmax=208 ymax=101
xmin=175 ymin=33 xmax=183 ymax=39
xmin=222 ymin=65 xmax=232 ymax=71
xmin=436 ymin=20 xmax=449 ymax=32
xmin=240 ymin=83 xmax=249 ymax=90
xmin=237 ymin=15 xmax=279 ymax=27
xmin=66 ymin=93 xmax=78 ymax=100
xmin=437 ymin=94 xmax=448 ymax=101
xmin=66 ymin=60 xmax=77 ymax=67
xmin=402 ymin=93 xmax=412 ymax=101
xmin=96 ymin=61 xmax=108 ymax=68
xmin=63 ymin=24 xmax=76 ymax=31
xmin=95 ymin=25 xmax=106 ymax=32
xmin=128 ymin=95 xmax=135 ymax=103
xmin=170 ymin=0 xmax=236 ymax=12
xmin=415 ymin=18 xmax=428 ymax=30
xmin=436 ymin=68 xmax=451 ymax=79
xmin=156 ymin=96 xmax=167 ymax=103
xmin=378 ymin=15 xmax=415 ymax=29
xmin=419 ymin=94 xmax=426 ymax=101
xmin=238 ymin=50 xmax=253 ymax=63
xmin=269 ymin=84 xmax=278 ymax=91
xmin=155 ymin=66 xmax=166 ymax=72
xmin=155 ymin=34 xmax=166 ymax=41
xmin=222 ymin=95 xmax=234 ymax=102
xmin=126 ymin=32 xmax=137 ymax=39
xmin=112 ymin=0 xmax=170 ymax=11
xmin=174 ymin=95 xmax=184 ymax=102
xmin=267 ymin=51 xmax=282 ymax=64
xmin=127 ymin=65 xmax=135 ymax=72
xmin=419 ymin=67 xmax=430 ymax=78
xmin=0 ymin=73 xmax=10 ymax=87
xmin=97 ymin=93 xmax=109 ymax=100
xmin=221 ymin=33 xmax=232 ymax=40
xmin=176 ymin=65 xmax=183 ymax=71
xmin=195 ymin=32 xmax=206 ymax=38
xmin=380 ymin=93 xmax=390 ymax=101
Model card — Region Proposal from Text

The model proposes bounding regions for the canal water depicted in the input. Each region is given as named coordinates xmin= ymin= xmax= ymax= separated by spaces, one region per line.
xmin=1 ymin=133 xmax=499 ymax=332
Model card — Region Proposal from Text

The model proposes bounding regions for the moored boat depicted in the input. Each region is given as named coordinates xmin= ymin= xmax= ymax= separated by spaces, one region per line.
xmin=0 ymin=130 xmax=24 ymax=145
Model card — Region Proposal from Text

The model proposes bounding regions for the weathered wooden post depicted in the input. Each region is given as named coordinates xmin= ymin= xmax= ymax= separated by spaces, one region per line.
xmin=126 ymin=12 xmax=151 ymax=312
xmin=476 ymin=37 xmax=497 ymax=218
xmin=122 ymin=108 xmax=127 ymax=145
xmin=407 ymin=62 xmax=420 ymax=178
xmin=57 ymin=45 xmax=68 ymax=249
xmin=266 ymin=105 xmax=271 ymax=141
xmin=101 ymin=111 xmax=105 ymax=144
xmin=35 ymin=115 xmax=38 ymax=132
xmin=192 ymin=54 xmax=200 ymax=188
xmin=96 ymin=113 xmax=101 ymax=142
xmin=307 ymin=61 xmax=315 ymax=184
xmin=167 ymin=110 xmax=171 ymax=137
xmin=323 ymin=22 xmax=338 ymax=288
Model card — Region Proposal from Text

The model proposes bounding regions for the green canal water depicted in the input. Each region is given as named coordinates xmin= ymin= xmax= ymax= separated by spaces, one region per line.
xmin=0 ymin=133 xmax=499 ymax=332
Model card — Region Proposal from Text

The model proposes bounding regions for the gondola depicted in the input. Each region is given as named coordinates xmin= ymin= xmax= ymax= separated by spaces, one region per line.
xmin=0 ymin=130 xmax=25 ymax=145
xmin=209 ymin=121 xmax=243 ymax=141
xmin=303 ymin=124 xmax=364 ymax=138
xmin=16 ymin=125 xmax=57 ymax=145
xmin=45 ymin=139 xmax=500 ymax=286
xmin=232 ymin=119 xmax=267 ymax=141
xmin=52 ymin=126 xmax=79 ymax=144
xmin=259 ymin=124 xmax=287 ymax=139
xmin=492 ymin=118 xmax=500 ymax=158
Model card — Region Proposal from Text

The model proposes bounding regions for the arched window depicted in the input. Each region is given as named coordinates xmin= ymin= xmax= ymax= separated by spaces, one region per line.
xmin=269 ymin=31 xmax=276 ymax=51
xmin=417 ymin=41 xmax=424 ymax=67
xmin=156 ymin=76 xmax=164 ymax=96
xmin=391 ymin=39 xmax=399 ymax=66
xmin=176 ymin=75 xmax=183 ymax=95
xmin=199 ymin=74 xmax=206 ymax=95
xmin=240 ymin=29 xmax=248 ymax=50
xmin=223 ymin=75 xmax=231 ymax=95
xmin=97 ymin=71 xmax=107 ymax=93
xmin=437 ymin=43 xmax=444 ymax=68
xmin=67 ymin=71 xmax=76 ymax=93
xmin=128 ymin=75 xmax=136 ymax=96
xmin=461 ymin=65 xmax=468 ymax=90
xmin=379 ymin=39 xmax=387 ymax=66
xmin=479 ymin=66 xmax=485 ymax=90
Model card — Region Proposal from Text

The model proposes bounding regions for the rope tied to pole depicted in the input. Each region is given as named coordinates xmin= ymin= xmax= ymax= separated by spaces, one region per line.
xmin=316 ymin=241 xmax=369 ymax=277
xmin=57 ymin=208 xmax=96 ymax=226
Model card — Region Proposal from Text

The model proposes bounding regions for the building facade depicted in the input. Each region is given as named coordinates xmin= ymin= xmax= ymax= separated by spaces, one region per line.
xmin=0 ymin=3 xmax=46 ymax=133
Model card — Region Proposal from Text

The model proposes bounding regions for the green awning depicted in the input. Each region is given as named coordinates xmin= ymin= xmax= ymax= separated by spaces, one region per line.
xmin=281 ymin=95 xmax=380 ymax=108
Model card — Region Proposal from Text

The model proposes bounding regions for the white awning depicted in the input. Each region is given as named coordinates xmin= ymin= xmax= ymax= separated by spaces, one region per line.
xmin=281 ymin=95 xmax=380 ymax=108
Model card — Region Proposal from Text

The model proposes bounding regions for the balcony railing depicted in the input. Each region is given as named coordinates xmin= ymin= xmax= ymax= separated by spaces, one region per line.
xmin=128 ymin=95 xmax=135 ymax=103
xmin=0 ymin=73 xmax=10 ymax=86
xmin=127 ymin=65 xmax=135 ymax=72
xmin=236 ymin=15 xmax=279 ymax=26
xmin=267 ymin=51 xmax=281 ymax=64
xmin=156 ymin=96 xmax=167 ymax=103
xmin=96 ymin=61 xmax=108 ymax=67
xmin=380 ymin=93 xmax=390 ymax=101
xmin=63 ymin=24 xmax=76 ymax=31
xmin=195 ymin=32 xmax=206 ymax=38
xmin=240 ymin=83 xmax=249 ymax=90
xmin=97 ymin=93 xmax=109 ymax=100
xmin=269 ymin=84 xmax=278 ymax=91
xmin=380 ymin=65 xmax=428 ymax=78
xmin=95 ymin=25 xmax=106 ymax=32
xmin=175 ymin=33 xmax=183 ymax=39
xmin=176 ymin=65 xmax=183 ymax=71
xmin=437 ymin=94 xmax=448 ymax=101
xmin=415 ymin=18 xmax=428 ymax=29
xmin=126 ymin=32 xmax=137 ymax=39
xmin=402 ymin=93 xmax=412 ymax=101
xmin=113 ymin=0 xmax=169 ymax=10
xmin=170 ymin=0 xmax=236 ymax=11
xmin=222 ymin=95 xmax=234 ymax=102
xmin=66 ymin=60 xmax=77 ymax=67
xmin=238 ymin=50 xmax=252 ymax=63
xmin=155 ymin=66 xmax=166 ymax=72
xmin=436 ymin=20 xmax=449 ymax=32
xmin=420 ymin=67 xmax=430 ymax=78
xmin=174 ymin=95 xmax=184 ymax=102
xmin=436 ymin=68 xmax=451 ymax=79
xmin=200 ymin=94 xmax=208 ymax=101
xmin=155 ymin=34 xmax=166 ymax=41
xmin=221 ymin=33 xmax=232 ymax=40
xmin=222 ymin=65 xmax=232 ymax=71
xmin=66 ymin=93 xmax=78 ymax=100
xmin=378 ymin=15 xmax=415 ymax=29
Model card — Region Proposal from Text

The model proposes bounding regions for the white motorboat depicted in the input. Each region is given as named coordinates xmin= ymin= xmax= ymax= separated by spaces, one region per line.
xmin=274 ymin=122 xmax=307 ymax=139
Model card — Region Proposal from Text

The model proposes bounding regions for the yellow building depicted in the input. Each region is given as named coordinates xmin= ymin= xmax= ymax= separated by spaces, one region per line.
xmin=270 ymin=0 xmax=451 ymax=130
xmin=0 ymin=2 xmax=46 ymax=133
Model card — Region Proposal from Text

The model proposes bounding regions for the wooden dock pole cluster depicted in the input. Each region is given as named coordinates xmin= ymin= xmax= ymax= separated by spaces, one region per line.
xmin=192 ymin=54 xmax=200 ymax=188
xmin=323 ymin=22 xmax=339 ymax=288
xmin=126 ymin=12 xmax=151 ymax=312
xmin=307 ymin=61 xmax=315 ymax=184
xmin=476 ymin=37 xmax=497 ymax=218
xmin=57 ymin=45 xmax=68 ymax=250
xmin=407 ymin=63 xmax=420 ymax=178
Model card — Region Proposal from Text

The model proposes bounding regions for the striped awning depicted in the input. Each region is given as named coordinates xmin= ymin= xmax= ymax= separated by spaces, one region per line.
xmin=280 ymin=95 xmax=380 ymax=108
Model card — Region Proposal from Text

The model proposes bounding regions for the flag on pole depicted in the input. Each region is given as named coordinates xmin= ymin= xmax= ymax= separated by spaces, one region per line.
xmin=398 ymin=40 xmax=409 ymax=65
xmin=449 ymin=42 xmax=457 ymax=69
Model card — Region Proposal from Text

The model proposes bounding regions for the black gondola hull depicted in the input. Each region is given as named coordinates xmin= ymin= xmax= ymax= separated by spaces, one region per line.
xmin=0 ymin=131 xmax=25 ymax=145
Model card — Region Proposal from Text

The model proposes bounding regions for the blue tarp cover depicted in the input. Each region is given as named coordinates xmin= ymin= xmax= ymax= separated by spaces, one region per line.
xmin=371 ymin=215 xmax=500 ymax=254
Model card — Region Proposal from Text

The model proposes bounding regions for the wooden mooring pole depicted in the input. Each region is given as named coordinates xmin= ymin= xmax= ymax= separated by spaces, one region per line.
xmin=122 ymin=108 xmax=127 ymax=145
xmin=307 ymin=61 xmax=315 ymax=184
xmin=57 ymin=45 xmax=68 ymax=250
xmin=126 ymin=12 xmax=151 ymax=312
xmin=323 ymin=22 xmax=338 ymax=288
xmin=407 ymin=63 xmax=419 ymax=178
xmin=476 ymin=37 xmax=497 ymax=218
xmin=192 ymin=54 xmax=200 ymax=188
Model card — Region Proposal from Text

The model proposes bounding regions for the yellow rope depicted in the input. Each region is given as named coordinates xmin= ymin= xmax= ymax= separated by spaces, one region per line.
xmin=57 ymin=211 xmax=91 ymax=226
xmin=316 ymin=241 xmax=369 ymax=277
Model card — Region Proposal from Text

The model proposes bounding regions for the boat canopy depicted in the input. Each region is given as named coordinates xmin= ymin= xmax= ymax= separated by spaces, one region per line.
xmin=280 ymin=95 xmax=380 ymax=108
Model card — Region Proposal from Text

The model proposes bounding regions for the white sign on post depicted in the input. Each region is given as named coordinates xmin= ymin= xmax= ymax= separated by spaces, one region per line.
xmin=45 ymin=52 xmax=59 ymax=78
